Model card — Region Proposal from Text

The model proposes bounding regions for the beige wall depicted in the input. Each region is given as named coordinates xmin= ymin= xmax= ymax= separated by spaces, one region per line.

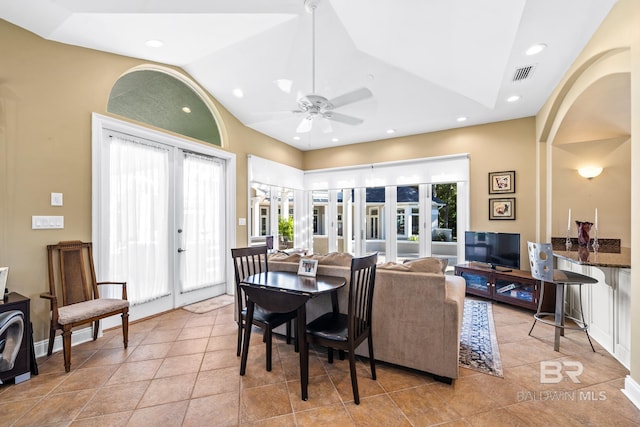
xmin=536 ymin=0 xmax=638 ymax=392
xmin=0 ymin=19 xmax=301 ymax=341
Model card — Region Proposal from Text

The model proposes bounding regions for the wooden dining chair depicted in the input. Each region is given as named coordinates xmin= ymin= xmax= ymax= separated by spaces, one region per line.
xmin=305 ymin=252 xmax=378 ymax=404
xmin=41 ymin=241 xmax=129 ymax=372
xmin=231 ymin=245 xmax=296 ymax=371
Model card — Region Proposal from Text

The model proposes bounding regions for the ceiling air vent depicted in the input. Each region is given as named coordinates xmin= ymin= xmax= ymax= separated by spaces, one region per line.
xmin=512 ymin=64 xmax=536 ymax=82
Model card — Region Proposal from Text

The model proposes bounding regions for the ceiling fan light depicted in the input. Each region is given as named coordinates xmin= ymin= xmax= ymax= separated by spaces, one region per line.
xmin=275 ymin=79 xmax=293 ymax=94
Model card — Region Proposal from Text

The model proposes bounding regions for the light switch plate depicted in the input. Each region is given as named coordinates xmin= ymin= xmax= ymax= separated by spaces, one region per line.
xmin=238 ymin=217 xmax=246 ymax=226
xmin=51 ymin=192 xmax=63 ymax=206
xmin=32 ymin=216 xmax=64 ymax=229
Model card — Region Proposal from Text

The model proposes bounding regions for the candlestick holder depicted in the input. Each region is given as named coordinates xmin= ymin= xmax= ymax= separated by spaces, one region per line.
xmin=592 ymin=233 xmax=600 ymax=253
xmin=565 ymin=230 xmax=572 ymax=251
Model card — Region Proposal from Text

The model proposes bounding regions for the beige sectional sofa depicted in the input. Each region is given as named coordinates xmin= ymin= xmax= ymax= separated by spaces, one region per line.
xmin=267 ymin=252 xmax=466 ymax=382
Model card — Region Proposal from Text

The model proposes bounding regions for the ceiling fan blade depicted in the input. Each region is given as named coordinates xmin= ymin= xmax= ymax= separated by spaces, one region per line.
xmin=328 ymin=87 xmax=373 ymax=109
xmin=296 ymin=117 xmax=313 ymax=133
xmin=324 ymin=111 xmax=364 ymax=126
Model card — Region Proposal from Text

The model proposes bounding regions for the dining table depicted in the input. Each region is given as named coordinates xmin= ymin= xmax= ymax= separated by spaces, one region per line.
xmin=239 ymin=270 xmax=346 ymax=400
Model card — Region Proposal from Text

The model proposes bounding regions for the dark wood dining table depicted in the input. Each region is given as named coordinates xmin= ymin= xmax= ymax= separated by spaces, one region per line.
xmin=239 ymin=270 xmax=346 ymax=400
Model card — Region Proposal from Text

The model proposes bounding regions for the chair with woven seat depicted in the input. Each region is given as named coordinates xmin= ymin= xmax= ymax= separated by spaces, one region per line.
xmin=527 ymin=241 xmax=598 ymax=352
xmin=42 ymin=241 xmax=129 ymax=372
xmin=231 ymin=245 xmax=296 ymax=371
xmin=306 ymin=252 xmax=378 ymax=404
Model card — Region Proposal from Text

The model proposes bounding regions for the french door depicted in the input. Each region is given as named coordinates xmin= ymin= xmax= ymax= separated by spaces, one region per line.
xmin=93 ymin=117 xmax=232 ymax=323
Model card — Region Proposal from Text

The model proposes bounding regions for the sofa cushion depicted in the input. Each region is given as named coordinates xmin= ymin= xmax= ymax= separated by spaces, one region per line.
xmin=268 ymin=252 xmax=302 ymax=263
xmin=306 ymin=252 xmax=353 ymax=266
xmin=403 ymin=257 xmax=446 ymax=274
xmin=377 ymin=262 xmax=411 ymax=271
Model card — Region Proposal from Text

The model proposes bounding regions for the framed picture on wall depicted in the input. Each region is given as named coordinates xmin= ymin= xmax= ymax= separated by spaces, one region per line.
xmin=489 ymin=198 xmax=516 ymax=220
xmin=488 ymin=170 xmax=515 ymax=194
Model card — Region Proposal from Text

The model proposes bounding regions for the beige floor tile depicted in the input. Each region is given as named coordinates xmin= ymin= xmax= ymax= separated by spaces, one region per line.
xmin=127 ymin=400 xmax=189 ymax=427
xmin=107 ymin=359 xmax=163 ymax=385
xmin=13 ymin=388 xmax=96 ymax=426
xmin=183 ymin=391 xmax=239 ymax=427
xmin=69 ymin=410 xmax=132 ymax=426
xmin=53 ymin=364 xmax=119 ymax=393
xmin=240 ymin=382 xmax=293 ymax=423
xmin=390 ymin=384 xmax=462 ymax=425
xmin=192 ymin=366 xmax=240 ymax=398
xmin=137 ymin=372 xmax=197 ymax=408
xmin=345 ymin=394 xmax=412 ymax=427
xmin=286 ymin=374 xmax=342 ymax=412
xmin=126 ymin=342 xmax=173 ymax=362
xmin=166 ymin=337 xmax=208 ymax=357
xmin=294 ymin=403 xmax=355 ymax=426
xmin=77 ymin=381 xmax=150 ymax=419
xmin=154 ymin=353 xmax=204 ymax=378
xmin=201 ymin=348 xmax=241 ymax=371
xmin=177 ymin=325 xmax=213 ymax=341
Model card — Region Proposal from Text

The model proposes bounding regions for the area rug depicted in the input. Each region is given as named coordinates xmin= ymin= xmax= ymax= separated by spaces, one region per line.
xmin=182 ymin=294 xmax=235 ymax=314
xmin=458 ymin=299 xmax=504 ymax=377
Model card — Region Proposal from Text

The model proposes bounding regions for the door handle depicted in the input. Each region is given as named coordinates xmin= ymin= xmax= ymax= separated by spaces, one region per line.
xmin=177 ymin=248 xmax=187 ymax=253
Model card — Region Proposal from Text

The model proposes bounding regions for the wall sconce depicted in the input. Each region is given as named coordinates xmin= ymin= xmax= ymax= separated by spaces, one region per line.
xmin=578 ymin=166 xmax=603 ymax=179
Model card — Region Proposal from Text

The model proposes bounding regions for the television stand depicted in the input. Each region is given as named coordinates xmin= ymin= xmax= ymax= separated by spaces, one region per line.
xmin=454 ymin=263 xmax=555 ymax=311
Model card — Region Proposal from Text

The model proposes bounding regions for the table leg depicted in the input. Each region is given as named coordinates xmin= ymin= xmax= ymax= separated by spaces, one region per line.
xmin=240 ymin=300 xmax=254 ymax=376
xmin=298 ymin=304 xmax=308 ymax=400
xmin=554 ymin=284 xmax=564 ymax=352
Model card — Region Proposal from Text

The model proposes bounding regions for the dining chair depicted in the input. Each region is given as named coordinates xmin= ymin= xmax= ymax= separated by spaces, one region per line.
xmin=231 ymin=245 xmax=296 ymax=371
xmin=527 ymin=241 xmax=598 ymax=351
xmin=41 ymin=241 xmax=129 ymax=372
xmin=305 ymin=252 xmax=378 ymax=404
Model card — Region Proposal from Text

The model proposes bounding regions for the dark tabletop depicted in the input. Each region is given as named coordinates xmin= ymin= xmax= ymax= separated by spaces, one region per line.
xmin=241 ymin=271 xmax=345 ymax=295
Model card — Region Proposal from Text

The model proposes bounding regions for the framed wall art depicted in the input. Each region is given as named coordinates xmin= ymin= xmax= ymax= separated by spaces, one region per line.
xmin=489 ymin=197 xmax=516 ymax=220
xmin=488 ymin=170 xmax=515 ymax=194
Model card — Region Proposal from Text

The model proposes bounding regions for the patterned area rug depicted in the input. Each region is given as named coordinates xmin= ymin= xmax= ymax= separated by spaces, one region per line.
xmin=459 ymin=299 xmax=504 ymax=377
xmin=182 ymin=294 xmax=235 ymax=314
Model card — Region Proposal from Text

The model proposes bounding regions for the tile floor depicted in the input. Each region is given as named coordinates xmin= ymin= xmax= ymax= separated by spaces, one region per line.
xmin=1 ymin=299 xmax=639 ymax=426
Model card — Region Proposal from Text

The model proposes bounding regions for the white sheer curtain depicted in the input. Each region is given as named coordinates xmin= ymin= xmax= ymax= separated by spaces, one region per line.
xmin=107 ymin=136 xmax=170 ymax=304
xmin=181 ymin=152 xmax=225 ymax=292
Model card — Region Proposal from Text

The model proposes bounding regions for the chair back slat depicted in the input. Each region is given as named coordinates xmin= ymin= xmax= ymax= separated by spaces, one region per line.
xmin=231 ymin=246 xmax=269 ymax=313
xmin=527 ymin=241 xmax=554 ymax=283
xmin=48 ymin=241 xmax=96 ymax=306
xmin=348 ymin=253 xmax=378 ymax=339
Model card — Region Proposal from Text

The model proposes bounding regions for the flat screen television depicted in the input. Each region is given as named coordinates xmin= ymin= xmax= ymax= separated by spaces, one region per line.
xmin=464 ymin=231 xmax=520 ymax=270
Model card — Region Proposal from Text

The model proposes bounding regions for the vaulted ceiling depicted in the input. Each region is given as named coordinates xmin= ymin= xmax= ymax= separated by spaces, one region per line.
xmin=1 ymin=0 xmax=617 ymax=150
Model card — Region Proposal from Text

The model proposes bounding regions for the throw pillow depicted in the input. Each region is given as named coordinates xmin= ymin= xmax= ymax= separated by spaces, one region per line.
xmin=311 ymin=252 xmax=353 ymax=266
xmin=268 ymin=252 xmax=302 ymax=263
xmin=377 ymin=261 xmax=411 ymax=271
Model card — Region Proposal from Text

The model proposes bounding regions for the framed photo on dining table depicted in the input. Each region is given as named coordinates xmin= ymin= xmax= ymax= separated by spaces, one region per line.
xmin=297 ymin=258 xmax=318 ymax=277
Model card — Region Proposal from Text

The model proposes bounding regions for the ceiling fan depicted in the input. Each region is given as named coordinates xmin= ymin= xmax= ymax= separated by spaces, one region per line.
xmin=292 ymin=0 xmax=373 ymax=134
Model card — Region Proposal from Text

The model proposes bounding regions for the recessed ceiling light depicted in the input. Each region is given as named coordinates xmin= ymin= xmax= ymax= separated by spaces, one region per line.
xmin=145 ymin=39 xmax=164 ymax=48
xmin=386 ymin=129 xmax=396 ymax=134
xmin=507 ymin=95 xmax=521 ymax=103
xmin=275 ymin=79 xmax=293 ymax=94
xmin=526 ymin=43 xmax=547 ymax=56
xmin=293 ymin=136 xmax=301 ymax=141
xmin=232 ymin=88 xmax=244 ymax=98
xmin=181 ymin=106 xmax=191 ymax=113
xmin=331 ymin=137 xmax=339 ymax=142
xmin=456 ymin=116 xmax=467 ymax=122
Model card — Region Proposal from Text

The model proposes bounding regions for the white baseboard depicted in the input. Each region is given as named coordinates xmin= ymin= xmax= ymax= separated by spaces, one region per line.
xmin=622 ymin=375 xmax=640 ymax=411
xmin=33 ymin=326 xmax=95 ymax=359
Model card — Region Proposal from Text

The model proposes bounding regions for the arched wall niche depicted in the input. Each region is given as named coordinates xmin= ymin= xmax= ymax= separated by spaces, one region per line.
xmin=541 ymin=49 xmax=631 ymax=246
xmin=107 ymin=65 xmax=225 ymax=146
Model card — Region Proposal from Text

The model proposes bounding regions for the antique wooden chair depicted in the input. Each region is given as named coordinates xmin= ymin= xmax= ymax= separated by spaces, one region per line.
xmin=41 ymin=241 xmax=129 ymax=372
xmin=231 ymin=245 xmax=296 ymax=371
xmin=306 ymin=252 xmax=378 ymax=404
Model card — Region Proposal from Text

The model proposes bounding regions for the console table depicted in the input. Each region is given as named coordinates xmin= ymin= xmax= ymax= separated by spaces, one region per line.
xmin=454 ymin=263 xmax=555 ymax=311
xmin=0 ymin=292 xmax=34 ymax=384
